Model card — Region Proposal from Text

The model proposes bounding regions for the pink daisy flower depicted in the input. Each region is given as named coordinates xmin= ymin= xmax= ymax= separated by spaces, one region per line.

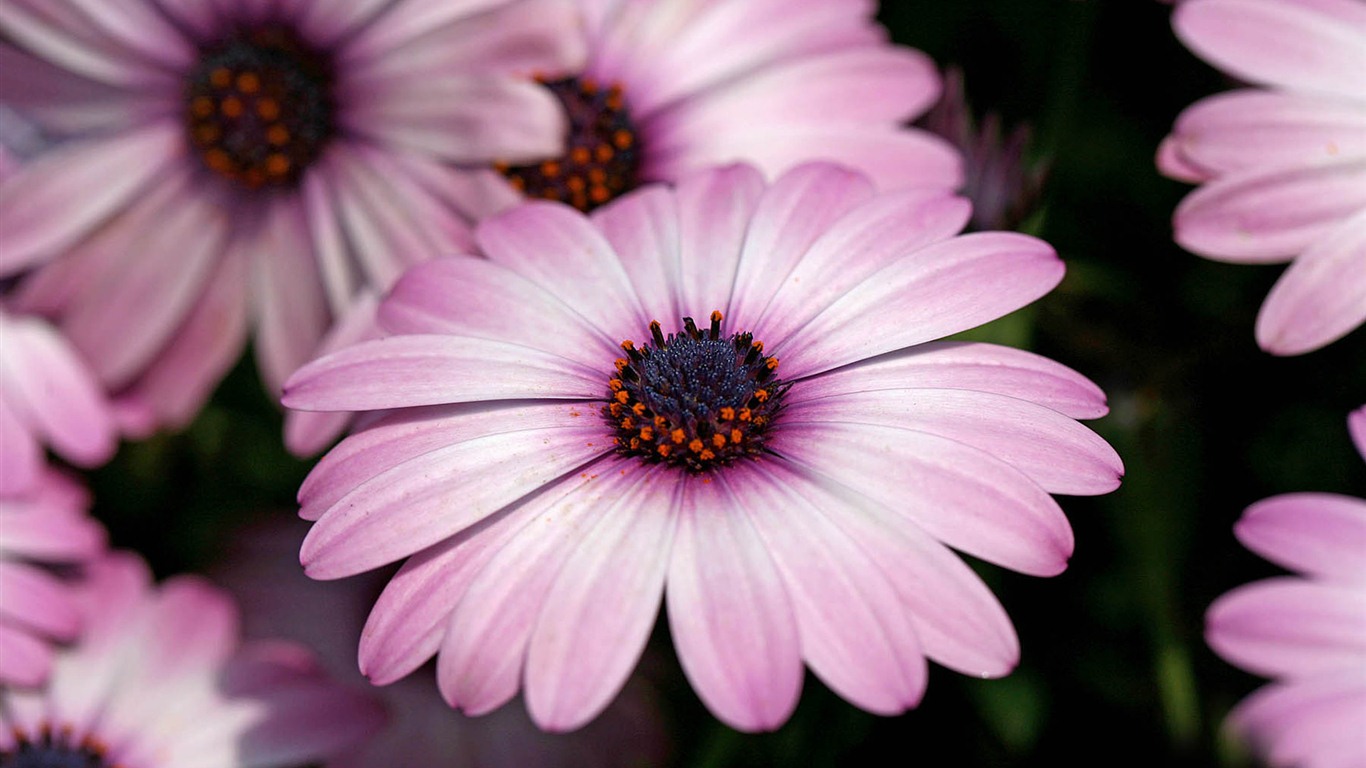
xmin=1159 ymin=0 xmax=1366 ymax=355
xmin=488 ymin=0 xmax=961 ymax=213
xmin=283 ymin=162 xmax=1123 ymax=732
xmin=0 ymin=469 xmax=104 ymax=687
xmin=0 ymin=0 xmax=586 ymax=430
xmin=1206 ymin=406 xmax=1366 ymax=768
xmin=0 ymin=308 xmax=117 ymax=494
xmin=0 ymin=551 xmax=384 ymax=766
xmin=215 ymin=517 xmax=669 ymax=767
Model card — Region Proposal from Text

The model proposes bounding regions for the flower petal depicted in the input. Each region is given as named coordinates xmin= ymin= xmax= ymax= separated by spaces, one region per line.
xmin=1236 ymin=493 xmax=1366 ymax=583
xmin=590 ymin=185 xmax=684 ymax=322
xmin=665 ymin=473 xmax=803 ymax=731
xmin=1228 ymin=672 xmax=1366 ymax=768
xmin=524 ymin=468 xmax=678 ymax=732
xmin=0 ymin=561 xmax=79 ymax=640
xmin=251 ymin=196 xmax=331 ymax=395
xmin=1255 ymin=210 xmax=1366 ymax=354
xmin=1207 ymin=577 xmax=1366 ymax=678
xmin=282 ymin=334 xmax=602 ymax=412
xmin=674 ymin=164 xmax=766 ymax=315
xmin=0 ymin=621 xmax=52 ymax=686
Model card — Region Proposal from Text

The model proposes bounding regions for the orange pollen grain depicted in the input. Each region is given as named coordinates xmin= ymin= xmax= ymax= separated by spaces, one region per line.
xmin=257 ymin=99 xmax=281 ymax=120
xmin=210 ymin=68 xmax=232 ymax=87
xmin=712 ymin=434 xmax=727 ymax=449
xmin=754 ymin=389 xmax=769 ymax=402
xmin=594 ymin=143 xmax=614 ymax=163
xmin=590 ymin=186 xmax=610 ymax=204
xmin=766 ymin=358 xmax=779 ymax=370
xmin=730 ymin=429 xmax=743 ymax=444
xmin=540 ymin=161 xmax=561 ymax=178
xmin=608 ymin=378 xmax=623 ymax=391
xmin=631 ymin=402 xmax=647 ymax=416
xmin=671 ymin=428 xmax=686 ymax=444
xmin=612 ymin=129 xmax=633 ymax=149
xmin=265 ymin=154 xmax=290 ymax=176
xmin=657 ymin=444 xmax=672 ymax=457
xmin=609 ymin=403 xmax=623 ymax=417
xmin=700 ymin=449 xmax=716 ymax=461
xmin=639 ymin=427 xmax=654 ymax=441
xmin=615 ymin=391 xmax=630 ymax=404
xmin=236 ymin=72 xmax=260 ymax=93
xmin=570 ymin=147 xmax=591 ymax=165
xmin=719 ymin=407 xmax=735 ymax=421
xmin=566 ymin=176 xmax=586 ymax=193
xmin=620 ymin=417 xmax=634 ymax=429
xmin=739 ymin=408 xmax=752 ymax=421
xmin=688 ymin=438 xmax=705 ymax=453
xmin=266 ymin=125 xmax=290 ymax=146
xmin=220 ymin=96 xmax=244 ymax=118
xmin=191 ymin=96 xmax=215 ymax=118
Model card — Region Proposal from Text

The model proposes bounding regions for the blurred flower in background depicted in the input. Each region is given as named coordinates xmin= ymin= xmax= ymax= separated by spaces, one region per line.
xmin=215 ymin=516 xmax=670 ymax=768
xmin=0 ymin=470 xmax=104 ymax=687
xmin=493 ymin=0 xmax=961 ymax=212
xmin=1160 ymin=0 xmax=1366 ymax=355
xmin=0 ymin=551 xmax=383 ymax=766
xmin=0 ymin=0 xmax=586 ymax=432
xmin=920 ymin=66 xmax=1049 ymax=233
xmin=283 ymin=162 xmax=1122 ymax=733
xmin=1206 ymin=406 xmax=1366 ymax=768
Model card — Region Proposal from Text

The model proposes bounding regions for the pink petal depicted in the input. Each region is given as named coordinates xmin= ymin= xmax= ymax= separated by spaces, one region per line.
xmin=31 ymin=0 xmax=192 ymax=71
xmin=437 ymin=457 xmax=636 ymax=714
xmin=251 ymin=196 xmax=331 ymax=395
xmin=301 ymin=422 xmax=607 ymax=579
xmin=284 ymin=292 xmax=381 ymax=458
xmin=357 ymin=467 xmax=589 ymax=685
xmin=1156 ymin=135 xmax=1213 ymax=184
xmin=729 ymin=465 xmax=928 ymax=715
xmin=1174 ymin=0 xmax=1366 ymax=101
xmin=784 ymin=388 xmax=1122 ymax=496
xmin=0 ymin=122 xmax=180 ymax=275
xmin=477 ymin=202 xmax=648 ymax=338
xmin=725 ymin=162 xmax=875 ymax=329
xmin=524 ymin=469 xmax=678 ymax=732
xmin=1229 ymin=673 xmax=1366 ymax=768
xmin=777 ymin=232 xmax=1064 ymax=380
xmin=1175 ymin=160 xmax=1366 ymax=262
xmin=140 ymin=576 xmax=240 ymax=676
xmin=0 ymin=0 xmax=179 ymax=87
xmin=774 ymin=421 xmax=1074 ymax=576
xmin=0 ymin=43 xmax=167 ymax=135
xmin=0 ymin=315 xmax=116 ymax=468
xmin=0 ymin=472 xmax=103 ymax=560
xmin=1351 ymin=405 xmax=1366 ymax=460
xmin=766 ymin=459 xmax=1020 ymax=677
xmin=1207 ymin=577 xmax=1366 ymax=678
xmin=0 ymin=621 xmax=52 ymax=686
xmin=0 ymin=561 xmax=79 ymax=639
xmin=378 ymin=257 xmax=620 ymax=366
xmin=665 ymin=475 xmax=803 ymax=731
xmin=800 ymin=340 xmax=1109 ymax=420
xmin=1236 ymin=493 xmax=1366 ymax=582
xmin=1255 ymin=210 xmax=1366 ymax=354
xmin=0 ymin=394 xmax=41 ymax=495
xmin=1168 ymin=90 xmax=1366 ymax=177
xmin=590 ymin=185 xmax=684 ymax=323
xmin=673 ymin=164 xmax=766 ymax=315
xmin=753 ymin=189 xmax=970 ymax=354
xmin=281 ymin=334 xmax=602 ymax=412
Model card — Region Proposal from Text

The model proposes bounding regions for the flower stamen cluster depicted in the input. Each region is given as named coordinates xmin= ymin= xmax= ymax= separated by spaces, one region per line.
xmin=604 ymin=311 xmax=786 ymax=472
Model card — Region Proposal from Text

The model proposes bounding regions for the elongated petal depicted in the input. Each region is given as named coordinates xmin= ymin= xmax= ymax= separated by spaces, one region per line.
xmin=1229 ymin=672 xmax=1366 ymax=768
xmin=1255 ymin=210 xmax=1366 ymax=354
xmin=1207 ymin=578 xmax=1366 ymax=678
xmin=1236 ymin=493 xmax=1366 ymax=582
xmin=591 ymin=185 xmax=684 ymax=323
xmin=302 ymin=423 xmax=606 ymax=579
xmin=666 ymin=475 xmax=803 ymax=731
xmin=251 ymin=196 xmax=330 ymax=395
xmin=282 ymin=335 xmax=601 ymax=412
xmin=673 ymin=165 xmax=767 ymax=316
xmin=0 ymin=561 xmax=80 ymax=639
xmin=774 ymin=421 xmax=1073 ymax=576
xmin=525 ymin=470 xmax=678 ymax=732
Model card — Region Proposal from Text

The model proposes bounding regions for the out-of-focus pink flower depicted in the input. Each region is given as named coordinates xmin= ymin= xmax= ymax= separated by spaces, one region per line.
xmin=283 ymin=162 xmax=1123 ymax=732
xmin=1206 ymin=406 xmax=1366 ymax=768
xmin=0 ymin=469 xmax=104 ymax=687
xmin=920 ymin=67 xmax=1048 ymax=232
xmin=216 ymin=517 xmax=669 ymax=767
xmin=0 ymin=0 xmax=586 ymax=431
xmin=490 ymin=0 xmax=962 ymax=212
xmin=1159 ymin=0 xmax=1366 ymax=355
xmin=0 ymin=551 xmax=384 ymax=766
xmin=0 ymin=309 xmax=117 ymax=494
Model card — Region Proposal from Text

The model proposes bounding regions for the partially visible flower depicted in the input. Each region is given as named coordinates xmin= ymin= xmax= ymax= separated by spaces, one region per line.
xmin=0 ymin=308 xmax=117 ymax=494
xmin=0 ymin=551 xmax=384 ymax=766
xmin=920 ymin=67 xmax=1048 ymax=232
xmin=284 ymin=162 xmax=1122 ymax=732
xmin=0 ymin=469 xmax=104 ymax=687
xmin=1206 ymin=406 xmax=1366 ymax=768
xmin=0 ymin=0 xmax=586 ymax=431
xmin=1159 ymin=0 xmax=1366 ymax=355
xmin=215 ymin=517 xmax=669 ymax=767
xmin=490 ymin=0 xmax=962 ymax=213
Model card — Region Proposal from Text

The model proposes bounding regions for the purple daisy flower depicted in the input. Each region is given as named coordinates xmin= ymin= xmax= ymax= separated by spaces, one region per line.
xmin=0 ymin=551 xmax=385 ymax=766
xmin=0 ymin=469 xmax=104 ymax=687
xmin=1206 ymin=406 xmax=1366 ymax=768
xmin=1159 ymin=0 xmax=1366 ymax=355
xmin=283 ymin=162 xmax=1123 ymax=732
xmin=489 ymin=0 xmax=962 ymax=213
xmin=0 ymin=0 xmax=586 ymax=430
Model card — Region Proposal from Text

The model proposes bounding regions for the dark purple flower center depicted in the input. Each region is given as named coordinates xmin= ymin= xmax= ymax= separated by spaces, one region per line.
xmin=184 ymin=25 xmax=335 ymax=189
xmin=1 ymin=725 xmax=111 ymax=768
xmin=605 ymin=312 xmax=788 ymax=472
xmin=497 ymin=78 xmax=641 ymax=212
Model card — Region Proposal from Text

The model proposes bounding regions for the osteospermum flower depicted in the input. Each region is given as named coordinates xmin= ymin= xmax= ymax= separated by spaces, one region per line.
xmin=1206 ymin=406 xmax=1366 ymax=768
xmin=0 ymin=0 xmax=585 ymax=430
xmin=1159 ymin=0 xmax=1366 ymax=355
xmin=0 ymin=551 xmax=384 ymax=766
xmin=488 ymin=0 xmax=961 ymax=213
xmin=284 ymin=162 xmax=1123 ymax=732
xmin=0 ymin=469 xmax=104 ymax=687
xmin=0 ymin=309 xmax=117 ymax=494
xmin=215 ymin=518 xmax=669 ymax=767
